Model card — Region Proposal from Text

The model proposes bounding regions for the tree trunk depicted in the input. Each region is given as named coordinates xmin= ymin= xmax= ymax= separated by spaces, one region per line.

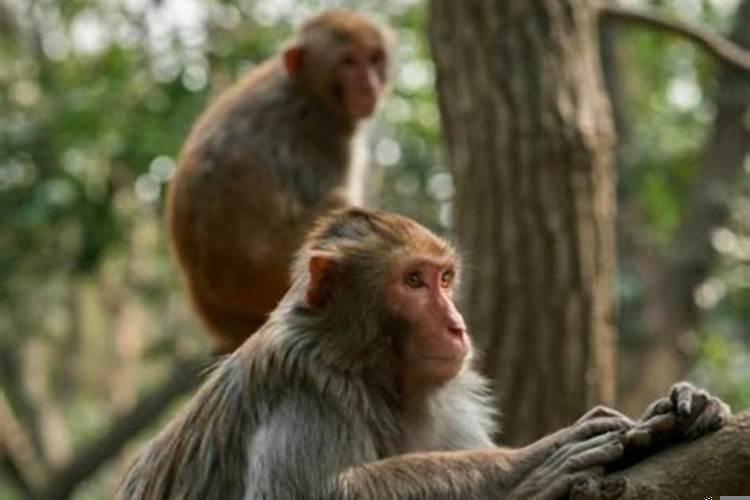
xmin=429 ymin=0 xmax=617 ymax=445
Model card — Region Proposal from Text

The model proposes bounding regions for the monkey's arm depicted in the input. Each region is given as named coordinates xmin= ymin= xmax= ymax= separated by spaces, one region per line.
xmin=337 ymin=419 xmax=632 ymax=500
xmin=245 ymin=393 xmax=631 ymax=500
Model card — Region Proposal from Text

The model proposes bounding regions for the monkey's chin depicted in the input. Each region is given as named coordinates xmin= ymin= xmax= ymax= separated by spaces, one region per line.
xmin=346 ymin=96 xmax=378 ymax=120
xmin=421 ymin=356 xmax=466 ymax=383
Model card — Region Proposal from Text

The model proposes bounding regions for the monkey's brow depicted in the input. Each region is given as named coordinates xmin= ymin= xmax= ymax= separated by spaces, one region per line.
xmin=403 ymin=256 xmax=455 ymax=269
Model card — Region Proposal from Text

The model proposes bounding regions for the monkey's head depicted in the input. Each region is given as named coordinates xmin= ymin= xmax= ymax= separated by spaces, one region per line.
xmin=282 ymin=10 xmax=392 ymax=124
xmin=286 ymin=208 xmax=470 ymax=393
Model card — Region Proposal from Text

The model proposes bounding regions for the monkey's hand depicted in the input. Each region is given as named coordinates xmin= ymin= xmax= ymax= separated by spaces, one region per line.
xmin=638 ymin=381 xmax=731 ymax=441
xmin=576 ymin=405 xmax=637 ymax=427
xmin=507 ymin=413 xmax=631 ymax=500
xmin=603 ymin=381 xmax=731 ymax=473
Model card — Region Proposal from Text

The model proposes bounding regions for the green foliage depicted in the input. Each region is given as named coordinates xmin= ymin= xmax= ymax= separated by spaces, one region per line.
xmin=696 ymin=331 xmax=750 ymax=408
xmin=614 ymin=0 xmax=750 ymax=406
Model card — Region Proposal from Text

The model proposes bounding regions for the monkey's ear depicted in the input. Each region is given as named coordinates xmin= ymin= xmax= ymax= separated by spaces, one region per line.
xmin=305 ymin=251 xmax=338 ymax=309
xmin=283 ymin=46 xmax=305 ymax=77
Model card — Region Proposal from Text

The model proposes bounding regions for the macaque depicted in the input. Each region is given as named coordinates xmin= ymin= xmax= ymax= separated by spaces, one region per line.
xmin=119 ymin=208 xmax=730 ymax=499
xmin=166 ymin=10 xmax=392 ymax=353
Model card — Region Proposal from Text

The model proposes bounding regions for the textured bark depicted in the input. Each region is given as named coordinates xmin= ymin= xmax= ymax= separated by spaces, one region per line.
xmin=429 ymin=1 xmax=617 ymax=445
xmin=571 ymin=411 xmax=750 ymax=499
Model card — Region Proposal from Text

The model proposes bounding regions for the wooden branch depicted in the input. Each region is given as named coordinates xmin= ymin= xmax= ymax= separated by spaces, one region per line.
xmin=0 ymin=393 xmax=46 ymax=493
xmin=1 ymin=451 xmax=34 ymax=498
xmin=33 ymin=356 xmax=209 ymax=500
xmin=571 ymin=411 xmax=750 ymax=499
xmin=600 ymin=3 xmax=750 ymax=71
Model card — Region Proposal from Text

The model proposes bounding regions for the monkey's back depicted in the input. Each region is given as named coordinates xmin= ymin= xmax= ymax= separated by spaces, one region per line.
xmin=116 ymin=329 xmax=376 ymax=500
xmin=117 ymin=323 xmax=498 ymax=499
xmin=166 ymin=59 xmax=356 ymax=352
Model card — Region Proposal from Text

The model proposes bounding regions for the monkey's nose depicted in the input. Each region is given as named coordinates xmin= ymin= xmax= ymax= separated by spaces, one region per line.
xmin=447 ymin=326 xmax=465 ymax=338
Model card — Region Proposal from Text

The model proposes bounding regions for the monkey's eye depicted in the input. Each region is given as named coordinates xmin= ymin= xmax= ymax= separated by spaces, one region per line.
xmin=440 ymin=269 xmax=455 ymax=288
xmin=404 ymin=271 xmax=425 ymax=289
xmin=370 ymin=50 xmax=384 ymax=65
xmin=341 ymin=55 xmax=357 ymax=67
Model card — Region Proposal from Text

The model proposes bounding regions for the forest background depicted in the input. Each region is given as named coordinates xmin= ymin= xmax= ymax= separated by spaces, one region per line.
xmin=1 ymin=0 xmax=749 ymax=498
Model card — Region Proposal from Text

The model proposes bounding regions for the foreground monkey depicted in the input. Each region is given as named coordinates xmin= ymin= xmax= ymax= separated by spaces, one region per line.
xmin=167 ymin=10 xmax=391 ymax=353
xmin=119 ymin=209 xmax=730 ymax=499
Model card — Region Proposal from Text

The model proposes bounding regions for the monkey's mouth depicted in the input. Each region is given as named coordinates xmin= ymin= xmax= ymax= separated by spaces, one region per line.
xmin=346 ymin=92 xmax=378 ymax=119
xmin=421 ymin=354 xmax=465 ymax=363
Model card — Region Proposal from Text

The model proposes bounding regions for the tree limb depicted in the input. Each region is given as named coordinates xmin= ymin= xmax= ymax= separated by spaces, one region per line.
xmin=571 ymin=411 xmax=750 ymax=499
xmin=0 ymin=391 xmax=46 ymax=494
xmin=600 ymin=2 xmax=750 ymax=71
xmin=33 ymin=356 xmax=210 ymax=500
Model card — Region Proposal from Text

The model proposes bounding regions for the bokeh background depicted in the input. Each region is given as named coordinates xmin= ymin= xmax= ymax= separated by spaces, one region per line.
xmin=1 ymin=0 xmax=749 ymax=498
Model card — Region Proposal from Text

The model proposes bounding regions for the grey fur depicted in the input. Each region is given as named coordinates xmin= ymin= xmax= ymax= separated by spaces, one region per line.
xmin=119 ymin=209 xmax=652 ymax=500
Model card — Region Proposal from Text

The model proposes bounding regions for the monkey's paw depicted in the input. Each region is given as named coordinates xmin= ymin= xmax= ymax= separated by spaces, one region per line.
xmin=640 ymin=381 xmax=731 ymax=441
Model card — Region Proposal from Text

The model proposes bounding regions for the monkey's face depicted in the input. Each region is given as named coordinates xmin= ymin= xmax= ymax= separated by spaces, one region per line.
xmin=333 ymin=42 xmax=386 ymax=120
xmin=385 ymin=256 xmax=470 ymax=386
xmin=283 ymin=11 xmax=391 ymax=123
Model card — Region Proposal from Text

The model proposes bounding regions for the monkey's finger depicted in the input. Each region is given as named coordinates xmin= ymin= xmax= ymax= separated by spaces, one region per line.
xmin=549 ymin=431 xmax=624 ymax=471
xmin=684 ymin=397 xmax=731 ymax=440
xmin=639 ymin=397 xmax=673 ymax=421
xmin=623 ymin=426 xmax=653 ymax=450
xmin=572 ymin=416 xmax=633 ymax=441
xmin=577 ymin=406 xmax=635 ymax=427
xmin=640 ymin=413 xmax=678 ymax=435
xmin=625 ymin=413 xmax=677 ymax=449
xmin=670 ymin=382 xmax=702 ymax=419
xmin=685 ymin=390 xmax=709 ymax=423
xmin=565 ymin=437 xmax=625 ymax=472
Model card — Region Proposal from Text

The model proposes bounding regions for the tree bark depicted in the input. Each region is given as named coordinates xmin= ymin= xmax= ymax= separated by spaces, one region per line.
xmin=429 ymin=0 xmax=617 ymax=445
xmin=571 ymin=412 xmax=750 ymax=499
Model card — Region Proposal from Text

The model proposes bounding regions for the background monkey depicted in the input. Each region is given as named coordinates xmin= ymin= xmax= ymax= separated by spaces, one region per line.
xmin=119 ymin=208 xmax=730 ymax=499
xmin=166 ymin=10 xmax=391 ymax=353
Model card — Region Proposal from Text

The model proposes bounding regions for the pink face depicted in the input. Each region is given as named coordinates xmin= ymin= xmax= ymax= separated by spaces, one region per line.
xmin=335 ymin=43 xmax=386 ymax=120
xmin=386 ymin=256 xmax=470 ymax=387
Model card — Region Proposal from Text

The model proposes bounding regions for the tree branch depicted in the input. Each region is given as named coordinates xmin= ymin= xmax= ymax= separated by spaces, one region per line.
xmin=33 ymin=356 xmax=210 ymax=500
xmin=600 ymin=3 xmax=750 ymax=71
xmin=0 ymin=392 xmax=46 ymax=494
xmin=571 ymin=411 xmax=750 ymax=499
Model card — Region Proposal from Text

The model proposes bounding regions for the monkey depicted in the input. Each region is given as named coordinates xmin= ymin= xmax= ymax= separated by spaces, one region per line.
xmin=118 ymin=208 xmax=731 ymax=499
xmin=166 ymin=10 xmax=392 ymax=353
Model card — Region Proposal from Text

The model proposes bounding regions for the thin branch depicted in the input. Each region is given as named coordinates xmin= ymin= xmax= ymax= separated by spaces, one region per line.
xmin=0 ymin=392 xmax=47 ymax=493
xmin=33 ymin=356 xmax=210 ymax=500
xmin=1 ymin=451 xmax=33 ymax=497
xmin=600 ymin=3 xmax=750 ymax=71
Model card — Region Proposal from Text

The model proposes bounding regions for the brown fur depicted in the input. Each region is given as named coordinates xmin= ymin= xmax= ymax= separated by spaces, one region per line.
xmin=166 ymin=10 xmax=392 ymax=353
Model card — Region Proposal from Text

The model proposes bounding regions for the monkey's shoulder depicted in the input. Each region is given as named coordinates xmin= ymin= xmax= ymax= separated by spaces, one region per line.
xmin=186 ymin=65 xmax=352 ymax=159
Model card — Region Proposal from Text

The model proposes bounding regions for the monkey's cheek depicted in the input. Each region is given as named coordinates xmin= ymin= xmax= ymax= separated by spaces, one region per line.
xmin=442 ymin=333 xmax=470 ymax=360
